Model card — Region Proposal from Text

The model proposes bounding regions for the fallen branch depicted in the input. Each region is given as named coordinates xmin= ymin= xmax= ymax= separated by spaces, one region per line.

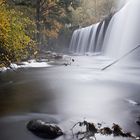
xmin=101 ymin=45 xmax=140 ymax=71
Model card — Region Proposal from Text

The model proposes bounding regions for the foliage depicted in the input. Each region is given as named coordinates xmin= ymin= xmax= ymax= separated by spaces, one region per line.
xmin=6 ymin=0 xmax=80 ymax=48
xmin=29 ymin=0 xmax=79 ymax=49
xmin=0 ymin=0 xmax=36 ymax=66
xmin=40 ymin=0 xmax=64 ymax=39
xmin=0 ymin=0 xmax=117 ymax=65
xmin=71 ymin=0 xmax=116 ymax=26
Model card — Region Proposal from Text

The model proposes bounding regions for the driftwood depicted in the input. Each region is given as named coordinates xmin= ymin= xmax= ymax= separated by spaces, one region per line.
xmin=71 ymin=120 xmax=140 ymax=140
xmin=101 ymin=45 xmax=140 ymax=71
xmin=71 ymin=120 xmax=97 ymax=140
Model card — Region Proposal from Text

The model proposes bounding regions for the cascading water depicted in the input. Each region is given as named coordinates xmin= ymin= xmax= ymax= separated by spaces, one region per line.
xmin=69 ymin=15 xmax=113 ymax=55
xmin=103 ymin=0 xmax=140 ymax=61
xmin=69 ymin=0 xmax=140 ymax=62
xmin=88 ymin=23 xmax=99 ymax=52
xmin=69 ymin=21 xmax=108 ymax=55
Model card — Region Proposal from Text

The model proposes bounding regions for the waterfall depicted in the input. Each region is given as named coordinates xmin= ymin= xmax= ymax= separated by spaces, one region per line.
xmin=69 ymin=15 xmax=112 ymax=55
xmin=69 ymin=25 xmax=95 ymax=54
xmin=88 ymin=23 xmax=99 ymax=52
xmin=69 ymin=22 xmax=108 ymax=55
xmin=103 ymin=0 xmax=140 ymax=61
xmin=69 ymin=0 xmax=140 ymax=62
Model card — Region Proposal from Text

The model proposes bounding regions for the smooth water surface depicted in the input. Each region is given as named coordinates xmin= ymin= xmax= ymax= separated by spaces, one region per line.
xmin=0 ymin=56 xmax=140 ymax=140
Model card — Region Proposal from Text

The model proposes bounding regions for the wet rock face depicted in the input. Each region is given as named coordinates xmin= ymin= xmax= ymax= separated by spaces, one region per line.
xmin=27 ymin=120 xmax=63 ymax=139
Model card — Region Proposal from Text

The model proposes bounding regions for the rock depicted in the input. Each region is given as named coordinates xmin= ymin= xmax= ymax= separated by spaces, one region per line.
xmin=100 ymin=127 xmax=112 ymax=135
xmin=46 ymin=51 xmax=52 ymax=55
xmin=112 ymin=123 xmax=124 ymax=136
xmin=136 ymin=120 xmax=140 ymax=126
xmin=54 ymin=55 xmax=63 ymax=59
xmin=27 ymin=120 xmax=63 ymax=139
xmin=121 ymin=132 xmax=133 ymax=137
xmin=97 ymin=123 xmax=102 ymax=128
xmin=87 ymin=122 xmax=98 ymax=133
xmin=63 ymin=63 xmax=69 ymax=66
xmin=72 ymin=59 xmax=75 ymax=62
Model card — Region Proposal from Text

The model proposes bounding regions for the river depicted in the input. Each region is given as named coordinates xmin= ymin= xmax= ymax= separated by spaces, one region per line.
xmin=0 ymin=55 xmax=140 ymax=140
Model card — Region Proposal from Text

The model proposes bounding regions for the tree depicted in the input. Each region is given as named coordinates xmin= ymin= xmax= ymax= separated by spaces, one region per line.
xmin=35 ymin=0 xmax=79 ymax=48
xmin=0 ymin=0 xmax=36 ymax=66
xmin=71 ymin=0 xmax=116 ymax=27
xmin=8 ymin=0 xmax=80 ymax=48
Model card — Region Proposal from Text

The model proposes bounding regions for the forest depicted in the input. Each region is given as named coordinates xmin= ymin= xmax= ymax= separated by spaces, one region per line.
xmin=0 ymin=0 xmax=116 ymax=67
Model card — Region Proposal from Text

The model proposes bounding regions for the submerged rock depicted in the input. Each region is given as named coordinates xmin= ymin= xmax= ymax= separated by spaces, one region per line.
xmin=27 ymin=120 xmax=63 ymax=139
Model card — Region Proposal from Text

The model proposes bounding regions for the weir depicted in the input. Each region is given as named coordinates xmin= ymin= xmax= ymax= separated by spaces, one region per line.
xmin=69 ymin=21 xmax=107 ymax=55
xmin=69 ymin=0 xmax=140 ymax=62
xmin=69 ymin=14 xmax=113 ymax=55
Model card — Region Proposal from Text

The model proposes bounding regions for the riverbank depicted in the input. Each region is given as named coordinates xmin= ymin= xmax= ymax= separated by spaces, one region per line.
xmin=0 ymin=52 xmax=73 ymax=72
xmin=0 ymin=60 xmax=50 ymax=72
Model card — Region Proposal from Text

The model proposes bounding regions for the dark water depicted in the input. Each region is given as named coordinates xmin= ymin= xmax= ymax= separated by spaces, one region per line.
xmin=0 ymin=56 xmax=140 ymax=140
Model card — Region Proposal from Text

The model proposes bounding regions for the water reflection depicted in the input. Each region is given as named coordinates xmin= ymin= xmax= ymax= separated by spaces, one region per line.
xmin=0 ymin=69 xmax=56 ymax=116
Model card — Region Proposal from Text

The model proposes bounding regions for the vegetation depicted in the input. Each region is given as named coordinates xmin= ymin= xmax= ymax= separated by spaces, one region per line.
xmin=0 ymin=0 xmax=116 ymax=67
xmin=0 ymin=0 xmax=36 ymax=66
xmin=71 ymin=0 xmax=116 ymax=26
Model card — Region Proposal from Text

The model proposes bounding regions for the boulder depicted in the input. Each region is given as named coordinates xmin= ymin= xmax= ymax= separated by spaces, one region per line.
xmin=27 ymin=120 xmax=63 ymax=139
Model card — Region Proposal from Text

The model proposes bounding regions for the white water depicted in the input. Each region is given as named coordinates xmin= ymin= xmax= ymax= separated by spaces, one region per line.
xmin=103 ymin=0 xmax=140 ymax=60
xmin=69 ymin=22 xmax=105 ymax=54
xmin=21 ymin=60 xmax=50 ymax=68
xmin=69 ymin=0 xmax=140 ymax=63
xmin=88 ymin=23 xmax=99 ymax=52
xmin=0 ymin=60 xmax=50 ymax=72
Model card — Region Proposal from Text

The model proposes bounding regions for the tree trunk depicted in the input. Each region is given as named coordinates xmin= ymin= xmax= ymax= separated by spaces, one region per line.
xmin=36 ymin=0 xmax=41 ymax=48
xmin=94 ymin=0 xmax=97 ymax=22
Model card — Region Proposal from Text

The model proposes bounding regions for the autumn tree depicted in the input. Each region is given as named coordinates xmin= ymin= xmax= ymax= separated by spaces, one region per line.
xmin=34 ymin=0 xmax=80 ymax=49
xmin=0 ymin=0 xmax=36 ymax=66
